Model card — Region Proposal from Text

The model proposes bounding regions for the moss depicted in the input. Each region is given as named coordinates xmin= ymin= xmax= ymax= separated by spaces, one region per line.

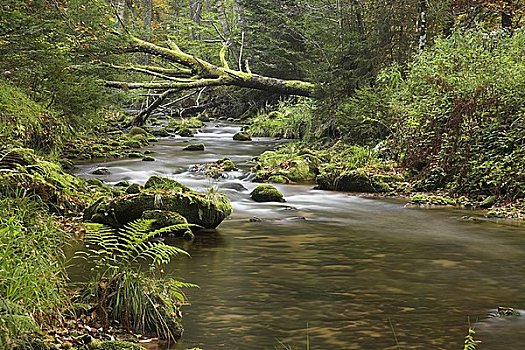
xmin=144 ymin=175 xmax=189 ymax=192
xmin=218 ymin=158 xmax=237 ymax=171
xmin=268 ymin=175 xmax=289 ymax=184
xmin=233 ymin=131 xmax=252 ymax=141
xmin=85 ymin=191 xmax=232 ymax=229
xmin=183 ymin=143 xmax=205 ymax=151
xmin=126 ymin=183 xmax=142 ymax=194
xmin=250 ymin=184 xmax=286 ymax=203
xmin=88 ymin=340 xmax=146 ymax=350
xmin=178 ymin=127 xmax=195 ymax=137
xmin=87 ymin=178 xmax=104 ymax=187
xmin=123 ymin=139 xmax=142 ymax=149
xmin=127 ymin=126 xmax=148 ymax=137
xmin=410 ymin=194 xmax=455 ymax=206
xmin=141 ymin=209 xmax=191 ymax=235
xmin=167 ymin=117 xmax=204 ymax=129
xmin=480 ymin=195 xmax=497 ymax=209
xmin=152 ymin=128 xmax=170 ymax=137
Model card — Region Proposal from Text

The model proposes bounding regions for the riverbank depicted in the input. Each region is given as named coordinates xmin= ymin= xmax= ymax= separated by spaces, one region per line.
xmin=0 ymin=114 xmax=232 ymax=349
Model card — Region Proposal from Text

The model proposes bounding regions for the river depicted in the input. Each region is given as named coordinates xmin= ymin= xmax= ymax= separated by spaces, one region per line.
xmin=72 ymin=122 xmax=525 ymax=350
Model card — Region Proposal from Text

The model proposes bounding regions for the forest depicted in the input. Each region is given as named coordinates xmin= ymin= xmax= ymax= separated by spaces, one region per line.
xmin=1 ymin=0 xmax=525 ymax=349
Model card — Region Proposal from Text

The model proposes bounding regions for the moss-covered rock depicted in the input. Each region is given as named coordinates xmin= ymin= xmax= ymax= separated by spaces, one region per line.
xmin=141 ymin=210 xmax=193 ymax=236
xmin=183 ymin=143 xmax=205 ymax=151
xmin=178 ymin=127 xmax=195 ymax=137
xmin=152 ymin=128 xmax=170 ymax=137
xmin=316 ymin=170 xmax=390 ymax=193
xmin=126 ymin=183 xmax=142 ymax=194
xmin=233 ymin=131 xmax=252 ymax=141
xmin=128 ymin=127 xmax=148 ymax=137
xmin=88 ymin=340 xmax=146 ymax=350
xmin=409 ymin=194 xmax=456 ymax=206
xmin=479 ymin=195 xmax=497 ymax=209
xmin=144 ymin=175 xmax=190 ymax=191
xmin=92 ymin=167 xmax=111 ymax=175
xmin=250 ymin=184 xmax=286 ymax=202
xmin=141 ymin=156 xmax=155 ymax=161
xmin=268 ymin=175 xmax=289 ymax=184
xmin=85 ymin=185 xmax=232 ymax=229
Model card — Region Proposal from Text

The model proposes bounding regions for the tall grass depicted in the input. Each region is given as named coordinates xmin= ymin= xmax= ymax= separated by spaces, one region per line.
xmin=0 ymin=195 xmax=69 ymax=347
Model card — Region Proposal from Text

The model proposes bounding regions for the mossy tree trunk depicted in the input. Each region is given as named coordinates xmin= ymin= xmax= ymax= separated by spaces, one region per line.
xmin=105 ymin=35 xmax=315 ymax=126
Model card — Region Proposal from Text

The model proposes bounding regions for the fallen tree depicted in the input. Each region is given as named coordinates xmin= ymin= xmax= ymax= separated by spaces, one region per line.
xmin=105 ymin=36 xmax=315 ymax=126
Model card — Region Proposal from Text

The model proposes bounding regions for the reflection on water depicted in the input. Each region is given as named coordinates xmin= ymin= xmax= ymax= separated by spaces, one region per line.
xmin=73 ymin=123 xmax=525 ymax=350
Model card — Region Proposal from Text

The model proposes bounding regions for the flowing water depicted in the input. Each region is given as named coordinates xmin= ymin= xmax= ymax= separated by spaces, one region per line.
xmin=73 ymin=122 xmax=525 ymax=350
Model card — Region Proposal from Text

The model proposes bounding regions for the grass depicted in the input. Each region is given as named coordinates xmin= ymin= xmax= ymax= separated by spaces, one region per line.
xmin=0 ymin=195 xmax=70 ymax=347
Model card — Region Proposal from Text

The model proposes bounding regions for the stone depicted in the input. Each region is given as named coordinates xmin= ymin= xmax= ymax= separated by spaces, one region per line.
xmin=250 ymin=184 xmax=286 ymax=202
xmin=178 ymin=128 xmax=195 ymax=137
xmin=142 ymin=156 xmax=155 ymax=162
xmin=141 ymin=210 xmax=192 ymax=235
xmin=233 ymin=132 xmax=252 ymax=141
xmin=183 ymin=143 xmax=205 ymax=151
xmin=92 ymin=167 xmax=111 ymax=175
xmin=87 ymin=178 xmax=104 ymax=187
xmin=126 ymin=183 xmax=142 ymax=194
xmin=144 ymin=175 xmax=190 ymax=192
xmin=152 ymin=128 xmax=170 ymax=137
xmin=480 ymin=195 xmax=497 ymax=209
xmin=316 ymin=170 xmax=390 ymax=193
xmin=128 ymin=126 xmax=148 ymax=137
xmin=115 ymin=180 xmax=130 ymax=187
xmin=84 ymin=191 xmax=232 ymax=229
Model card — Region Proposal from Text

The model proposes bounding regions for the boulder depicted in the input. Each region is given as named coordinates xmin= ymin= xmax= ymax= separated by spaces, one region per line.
xmin=233 ymin=132 xmax=252 ymax=141
xmin=316 ymin=170 xmax=390 ymax=193
xmin=85 ymin=189 xmax=232 ymax=229
xmin=92 ymin=167 xmax=111 ymax=175
xmin=250 ymin=184 xmax=285 ymax=202
xmin=128 ymin=126 xmax=149 ymax=137
xmin=183 ymin=143 xmax=205 ymax=151
xmin=144 ymin=175 xmax=189 ymax=191
xmin=126 ymin=183 xmax=142 ymax=194
xmin=141 ymin=210 xmax=193 ymax=237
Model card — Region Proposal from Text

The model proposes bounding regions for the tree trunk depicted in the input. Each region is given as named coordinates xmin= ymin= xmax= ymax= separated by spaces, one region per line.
xmin=189 ymin=0 xmax=202 ymax=40
xmin=116 ymin=0 xmax=126 ymax=29
xmin=501 ymin=0 xmax=513 ymax=29
xmin=106 ymin=35 xmax=315 ymax=101
xmin=418 ymin=0 xmax=429 ymax=52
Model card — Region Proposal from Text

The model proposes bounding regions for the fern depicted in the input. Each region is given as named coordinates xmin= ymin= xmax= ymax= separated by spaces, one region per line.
xmin=76 ymin=219 xmax=196 ymax=340
xmin=464 ymin=328 xmax=481 ymax=350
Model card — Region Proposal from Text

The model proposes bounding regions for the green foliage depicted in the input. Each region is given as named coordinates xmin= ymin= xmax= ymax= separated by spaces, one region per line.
xmin=0 ymin=79 xmax=68 ymax=151
xmin=0 ymin=0 xmax=119 ymax=126
xmin=0 ymin=196 xmax=69 ymax=347
xmin=78 ymin=219 xmax=196 ymax=340
xmin=248 ymin=99 xmax=315 ymax=140
xmin=463 ymin=328 xmax=480 ymax=350
xmin=369 ymin=28 xmax=525 ymax=199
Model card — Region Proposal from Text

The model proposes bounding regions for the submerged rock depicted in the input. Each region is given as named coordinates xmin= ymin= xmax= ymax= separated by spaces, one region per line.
xmin=233 ymin=132 xmax=252 ymax=141
xmin=250 ymin=184 xmax=286 ymax=202
xmin=85 ymin=178 xmax=232 ymax=229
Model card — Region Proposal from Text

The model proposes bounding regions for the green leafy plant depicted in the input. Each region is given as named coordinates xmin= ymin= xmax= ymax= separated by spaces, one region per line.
xmin=77 ymin=219 xmax=197 ymax=340
xmin=464 ymin=327 xmax=481 ymax=350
